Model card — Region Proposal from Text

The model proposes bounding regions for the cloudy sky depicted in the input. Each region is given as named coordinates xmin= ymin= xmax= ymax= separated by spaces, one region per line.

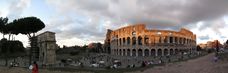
xmin=0 ymin=0 xmax=228 ymax=47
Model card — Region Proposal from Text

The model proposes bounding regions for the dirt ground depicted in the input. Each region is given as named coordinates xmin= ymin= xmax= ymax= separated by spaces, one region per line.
xmin=128 ymin=53 xmax=228 ymax=73
xmin=0 ymin=67 xmax=92 ymax=73
xmin=0 ymin=53 xmax=227 ymax=73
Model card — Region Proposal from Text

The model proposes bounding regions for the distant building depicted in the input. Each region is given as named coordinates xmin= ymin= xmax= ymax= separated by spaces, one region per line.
xmin=206 ymin=41 xmax=213 ymax=49
xmin=88 ymin=42 xmax=103 ymax=53
xmin=198 ymin=43 xmax=207 ymax=49
xmin=36 ymin=31 xmax=58 ymax=66
xmin=205 ymin=40 xmax=222 ymax=49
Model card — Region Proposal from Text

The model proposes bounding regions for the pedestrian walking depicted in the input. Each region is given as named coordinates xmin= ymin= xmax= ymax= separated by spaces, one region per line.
xmin=32 ymin=62 xmax=38 ymax=73
xmin=213 ymin=56 xmax=218 ymax=63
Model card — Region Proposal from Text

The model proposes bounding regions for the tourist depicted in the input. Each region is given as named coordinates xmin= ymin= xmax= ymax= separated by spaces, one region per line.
xmin=213 ymin=56 xmax=218 ymax=62
xmin=32 ymin=62 xmax=38 ymax=73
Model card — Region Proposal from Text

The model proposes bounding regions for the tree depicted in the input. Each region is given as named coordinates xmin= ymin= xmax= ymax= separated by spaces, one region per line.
xmin=5 ymin=22 xmax=20 ymax=40
xmin=0 ymin=39 xmax=25 ymax=66
xmin=12 ymin=16 xmax=45 ymax=64
xmin=0 ymin=17 xmax=8 ymax=38
xmin=13 ymin=16 xmax=45 ymax=38
xmin=197 ymin=45 xmax=202 ymax=51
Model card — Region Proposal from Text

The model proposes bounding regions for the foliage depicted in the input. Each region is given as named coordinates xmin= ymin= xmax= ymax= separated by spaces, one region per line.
xmin=0 ymin=39 xmax=26 ymax=66
xmin=0 ymin=17 xmax=8 ymax=37
xmin=0 ymin=39 xmax=25 ymax=56
xmin=11 ymin=16 xmax=45 ymax=37
xmin=196 ymin=45 xmax=202 ymax=51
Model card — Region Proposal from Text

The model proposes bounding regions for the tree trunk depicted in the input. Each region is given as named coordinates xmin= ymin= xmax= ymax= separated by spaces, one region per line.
xmin=5 ymin=55 xmax=8 ymax=66
xmin=3 ymin=34 xmax=5 ymax=38
xmin=8 ymin=34 xmax=11 ymax=41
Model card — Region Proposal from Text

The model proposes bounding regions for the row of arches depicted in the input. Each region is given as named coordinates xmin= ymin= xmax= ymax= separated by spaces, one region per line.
xmin=112 ymin=48 xmax=192 ymax=57
xmin=115 ymin=36 xmax=195 ymax=46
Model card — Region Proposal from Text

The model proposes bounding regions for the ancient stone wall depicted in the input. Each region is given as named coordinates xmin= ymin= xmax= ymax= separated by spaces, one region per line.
xmin=104 ymin=24 xmax=197 ymax=57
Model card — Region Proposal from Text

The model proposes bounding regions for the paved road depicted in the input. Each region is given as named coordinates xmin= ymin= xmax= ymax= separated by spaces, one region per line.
xmin=129 ymin=53 xmax=228 ymax=73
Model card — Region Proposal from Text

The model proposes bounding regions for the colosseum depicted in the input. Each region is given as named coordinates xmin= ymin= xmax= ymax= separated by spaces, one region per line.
xmin=104 ymin=24 xmax=196 ymax=57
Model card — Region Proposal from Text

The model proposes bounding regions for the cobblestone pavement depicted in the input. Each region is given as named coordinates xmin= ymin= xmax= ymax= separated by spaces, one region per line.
xmin=128 ymin=53 xmax=228 ymax=73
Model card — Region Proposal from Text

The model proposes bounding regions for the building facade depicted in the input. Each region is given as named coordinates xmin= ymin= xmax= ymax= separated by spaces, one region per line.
xmin=104 ymin=24 xmax=197 ymax=57
xmin=36 ymin=31 xmax=57 ymax=65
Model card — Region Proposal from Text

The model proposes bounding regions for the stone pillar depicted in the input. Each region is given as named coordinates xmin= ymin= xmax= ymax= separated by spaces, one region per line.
xmin=130 ymin=49 xmax=132 ymax=56
xmin=120 ymin=49 xmax=123 ymax=56
xmin=167 ymin=48 xmax=170 ymax=55
xmin=149 ymin=49 xmax=151 ymax=56
xmin=167 ymin=36 xmax=170 ymax=43
xmin=177 ymin=37 xmax=179 ymax=44
xmin=161 ymin=36 xmax=164 ymax=43
xmin=136 ymin=49 xmax=138 ymax=57
xmin=142 ymin=49 xmax=145 ymax=56
xmin=162 ymin=49 xmax=164 ymax=56
xmin=155 ymin=49 xmax=158 ymax=56
xmin=142 ymin=37 xmax=145 ymax=46
xmin=123 ymin=49 xmax=127 ymax=56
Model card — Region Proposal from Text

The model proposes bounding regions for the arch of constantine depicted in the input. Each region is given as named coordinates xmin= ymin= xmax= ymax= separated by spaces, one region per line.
xmin=104 ymin=24 xmax=196 ymax=57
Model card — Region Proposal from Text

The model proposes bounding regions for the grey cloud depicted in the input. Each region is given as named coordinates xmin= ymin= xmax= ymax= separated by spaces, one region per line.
xmin=7 ymin=0 xmax=31 ymax=19
xmin=45 ymin=0 xmax=228 ymax=44
xmin=42 ymin=15 xmax=106 ymax=42
xmin=199 ymin=35 xmax=210 ymax=40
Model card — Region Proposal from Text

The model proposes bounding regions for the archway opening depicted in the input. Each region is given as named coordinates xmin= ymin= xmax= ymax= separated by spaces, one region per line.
xmin=164 ymin=49 xmax=168 ymax=56
xmin=132 ymin=49 xmax=136 ymax=56
xmin=151 ymin=49 xmax=156 ymax=56
xmin=170 ymin=49 xmax=174 ymax=55
xmin=158 ymin=49 xmax=162 ymax=56
xmin=138 ymin=49 xmax=143 ymax=56
xmin=127 ymin=49 xmax=131 ymax=56
xmin=144 ymin=49 xmax=149 ymax=56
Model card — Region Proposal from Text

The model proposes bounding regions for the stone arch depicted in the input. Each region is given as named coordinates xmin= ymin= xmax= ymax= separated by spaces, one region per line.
xmin=144 ymin=36 xmax=149 ymax=45
xmin=127 ymin=37 xmax=131 ymax=45
xmin=175 ymin=49 xmax=178 ymax=54
xmin=123 ymin=49 xmax=126 ymax=56
xmin=123 ymin=38 xmax=126 ymax=45
xmin=138 ymin=36 xmax=142 ymax=45
xmin=138 ymin=49 xmax=143 ymax=56
xmin=116 ymin=49 xmax=118 ymax=55
xmin=170 ymin=37 xmax=173 ymax=43
xmin=144 ymin=49 xmax=149 ymax=56
xmin=151 ymin=49 xmax=156 ymax=56
xmin=132 ymin=49 xmax=136 ymax=56
xmin=119 ymin=49 xmax=122 ymax=56
xmin=159 ymin=36 xmax=162 ymax=43
xmin=113 ymin=49 xmax=116 ymax=55
xmin=116 ymin=39 xmax=118 ymax=46
xmin=157 ymin=49 xmax=162 ymax=56
xmin=170 ymin=49 xmax=174 ymax=55
xmin=183 ymin=38 xmax=186 ymax=44
xmin=119 ymin=38 xmax=122 ymax=46
xmin=127 ymin=49 xmax=131 ymax=56
xmin=132 ymin=37 xmax=136 ymax=45
xmin=164 ymin=49 xmax=168 ymax=56
xmin=175 ymin=37 xmax=178 ymax=43
xmin=179 ymin=37 xmax=182 ymax=44
xmin=164 ymin=36 xmax=168 ymax=43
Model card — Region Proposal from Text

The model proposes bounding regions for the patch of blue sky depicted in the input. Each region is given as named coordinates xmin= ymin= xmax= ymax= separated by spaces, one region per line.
xmin=21 ymin=0 xmax=56 ymax=23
